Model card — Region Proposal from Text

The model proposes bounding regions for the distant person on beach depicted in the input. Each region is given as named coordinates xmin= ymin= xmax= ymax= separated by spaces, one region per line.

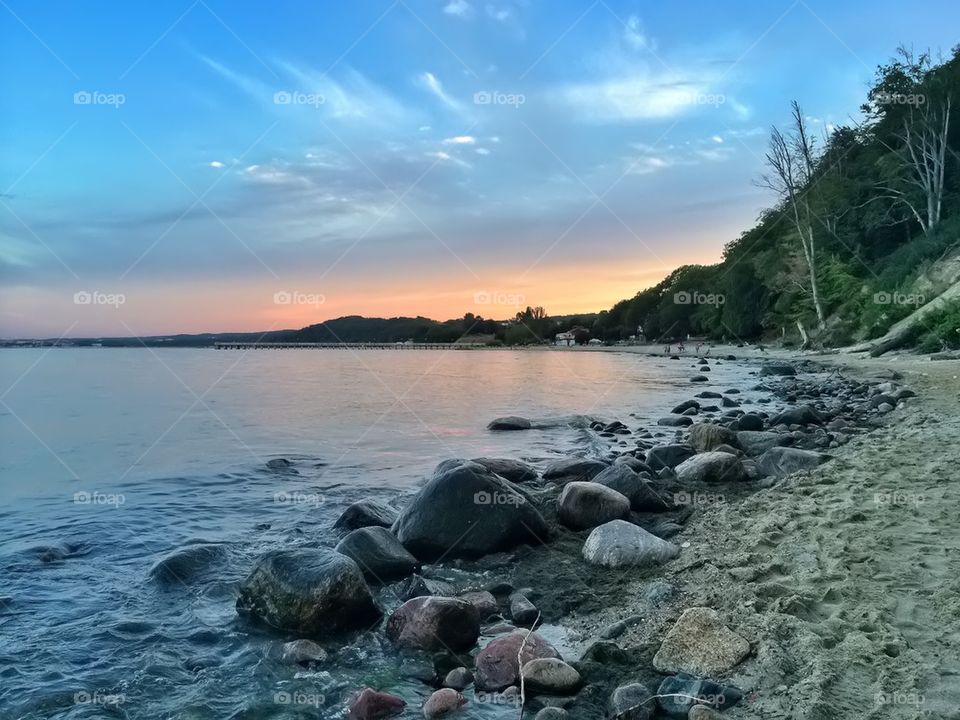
xmin=664 ymin=344 xmax=671 ymax=354
xmin=677 ymin=341 xmax=685 ymax=353
xmin=695 ymin=342 xmax=702 ymax=355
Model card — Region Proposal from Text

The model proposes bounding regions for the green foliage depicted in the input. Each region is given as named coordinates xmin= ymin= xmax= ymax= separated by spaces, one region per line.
xmin=913 ymin=301 xmax=960 ymax=352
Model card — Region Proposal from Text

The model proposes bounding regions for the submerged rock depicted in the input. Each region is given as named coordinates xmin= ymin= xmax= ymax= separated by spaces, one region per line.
xmin=392 ymin=461 xmax=549 ymax=560
xmin=236 ymin=548 xmax=380 ymax=636
xmin=582 ymin=520 xmax=680 ymax=568
xmin=386 ymin=596 xmax=481 ymax=652
xmin=422 ymin=688 xmax=466 ymax=718
xmin=148 ymin=543 xmax=227 ymax=586
xmin=334 ymin=500 xmax=398 ymax=532
xmin=558 ymin=481 xmax=631 ymax=530
xmin=658 ymin=416 xmax=693 ymax=427
xmin=280 ymin=638 xmax=328 ymax=666
xmin=487 ymin=416 xmax=532 ymax=431
xmin=653 ymin=607 xmax=750 ymax=676
xmin=348 ymin=688 xmax=406 ymax=719
xmin=474 ymin=630 xmax=561 ymax=691
xmin=335 ymin=526 xmax=420 ymax=583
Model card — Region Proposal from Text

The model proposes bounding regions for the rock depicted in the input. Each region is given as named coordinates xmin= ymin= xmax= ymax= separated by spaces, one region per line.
xmin=149 ymin=543 xmax=227 ymax=586
xmin=335 ymin=526 xmax=420 ymax=583
xmin=672 ymin=400 xmax=700 ymax=414
xmin=593 ymin=464 xmax=669 ymax=512
xmin=878 ymin=402 xmax=894 ymax=413
xmin=458 ymin=590 xmax=498 ymax=620
xmin=386 ymin=596 xmax=481 ymax=652
xmin=614 ymin=455 xmax=655 ymax=475
xmin=401 ymin=574 xmax=456 ymax=600
xmin=756 ymin=446 xmax=830 ymax=477
xmin=694 ymin=391 xmax=722 ymax=399
xmin=393 ymin=461 xmax=549 ymax=560
xmin=542 ymin=457 xmax=609 ymax=484
xmin=653 ymin=607 xmax=749 ymax=676
xmin=422 ymin=688 xmax=466 ymax=718
xmin=690 ymin=375 xmax=709 ymax=383
xmin=334 ymin=500 xmax=399 ymax=532
xmin=720 ymin=396 xmax=740 ymax=408
xmin=348 ymin=688 xmax=406 ymax=719
xmin=736 ymin=430 xmax=787 ymax=457
xmin=656 ymin=674 xmax=742 ymax=718
xmin=687 ymin=424 xmax=739 ymax=452
xmin=443 ymin=667 xmax=473 ymax=690
xmin=687 ymin=706 xmax=723 ymax=720
xmin=658 ymin=416 xmax=693 ymax=427
xmin=534 ymin=709 xmax=569 ymax=720
xmin=645 ymin=445 xmax=695 ymax=471
xmin=474 ymin=630 xmax=561 ymax=691
xmin=869 ymin=393 xmax=897 ymax=408
xmin=582 ymin=520 xmax=680 ymax=568
xmin=236 ymin=548 xmax=380 ymax=636
xmin=510 ymin=592 xmax=539 ymax=626
xmin=675 ymin=452 xmax=747 ymax=483
xmin=608 ymin=682 xmax=655 ymax=720
xmin=266 ymin=457 xmax=294 ymax=470
xmin=735 ymin=413 xmax=764 ymax=431
xmin=472 ymin=457 xmax=539 ymax=484
xmin=557 ymin=481 xmax=631 ymax=530
xmin=280 ymin=638 xmax=328 ymax=666
xmin=520 ymin=658 xmax=581 ymax=695
xmin=487 ymin=416 xmax=531 ymax=431
xmin=769 ymin=405 xmax=824 ymax=426
xmin=759 ymin=362 xmax=796 ymax=376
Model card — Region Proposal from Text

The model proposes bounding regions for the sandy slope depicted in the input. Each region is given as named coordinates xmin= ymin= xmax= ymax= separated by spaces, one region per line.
xmin=564 ymin=350 xmax=960 ymax=719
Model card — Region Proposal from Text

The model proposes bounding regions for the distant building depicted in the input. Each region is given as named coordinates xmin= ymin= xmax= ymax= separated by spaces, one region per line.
xmin=555 ymin=331 xmax=575 ymax=347
xmin=587 ymin=338 xmax=603 ymax=346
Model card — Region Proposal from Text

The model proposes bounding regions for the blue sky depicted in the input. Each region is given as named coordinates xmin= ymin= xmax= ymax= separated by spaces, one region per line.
xmin=2 ymin=0 xmax=958 ymax=336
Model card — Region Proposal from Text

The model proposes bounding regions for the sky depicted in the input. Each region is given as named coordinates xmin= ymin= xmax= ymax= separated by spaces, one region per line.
xmin=1 ymin=0 xmax=958 ymax=338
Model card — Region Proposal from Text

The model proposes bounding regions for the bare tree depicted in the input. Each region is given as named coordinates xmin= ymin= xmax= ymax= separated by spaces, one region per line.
xmin=759 ymin=101 xmax=827 ymax=335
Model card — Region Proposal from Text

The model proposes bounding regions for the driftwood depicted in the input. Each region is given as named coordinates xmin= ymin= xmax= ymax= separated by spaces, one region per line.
xmin=863 ymin=280 xmax=960 ymax=356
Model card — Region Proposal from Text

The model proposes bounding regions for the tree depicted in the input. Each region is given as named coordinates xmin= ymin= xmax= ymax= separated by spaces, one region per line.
xmin=759 ymin=101 xmax=827 ymax=337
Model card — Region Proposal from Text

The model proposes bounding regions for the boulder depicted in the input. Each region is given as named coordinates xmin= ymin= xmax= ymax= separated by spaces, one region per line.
xmin=458 ymin=590 xmax=498 ymax=620
xmin=736 ymin=431 xmax=787 ymax=457
xmin=510 ymin=592 xmax=539 ymax=626
xmin=769 ymin=405 xmax=824 ymax=426
xmin=695 ymin=391 xmax=722 ymax=399
xmin=757 ymin=446 xmax=830 ymax=477
xmin=534 ymin=709 xmax=569 ymax=720
xmin=759 ymin=362 xmax=796 ymax=376
xmin=422 ymin=688 xmax=466 ymax=718
xmin=690 ymin=375 xmax=709 ymax=383
xmin=348 ymin=688 xmax=406 ymax=719
xmin=675 ymin=452 xmax=748 ymax=483
xmin=487 ymin=416 xmax=531 ymax=431
xmin=582 ymin=520 xmax=680 ymax=568
xmin=334 ymin=500 xmax=398 ymax=532
xmin=687 ymin=424 xmax=739 ymax=452
xmin=149 ymin=543 xmax=227 ymax=586
xmin=614 ymin=455 xmax=655 ymax=475
xmin=653 ymin=607 xmax=749 ymax=676
xmin=520 ymin=658 xmax=582 ymax=695
xmin=671 ymin=400 xmax=700 ymax=414
xmin=557 ymin=482 xmax=630 ymax=530
xmin=608 ymin=682 xmax=655 ymax=720
xmin=474 ymin=630 xmax=561 ymax=691
xmin=656 ymin=674 xmax=742 ymax=718
xmin=400 ymin=574 xmax=456 ymax=600
xmin=658 ymin=416 xmax=693 ymax=427
xmin=442 ymin=667 xmax=473 ymax=690
xmin=392 ymin=462 xmax=549 ymax=560
xmin=335 ymin=526 xmax=420 ymax=583
xmin=736 ymin=413 xmax=764 ymax=431
xmin=645 ymin=444 xmax=695 ymax=471
xmin=593 ymin=464 xmax=669 ymax=512
xmin=280 ymin=639 xmax=328 ymax=666
xmin=386 ymin=596 xmax=481 ymax=652
xmin=472 ymin=457 xmax=539 ymax=484
xmin=542 ymin=457 xmax=609 ymax=484
xmin=236 ymin=548 xmax=380 ymax=636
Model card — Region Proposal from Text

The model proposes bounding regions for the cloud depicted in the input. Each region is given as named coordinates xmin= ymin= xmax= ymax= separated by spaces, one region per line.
xmin=476 ymin=147 xmax=491 ymax=155
xmin=417 ymin=71 xmax=465 ymax=113
xmin=209 ymin=160 xmax=225 ymax=168
xmin=443 ymin=135 xmax=476 ymax=145
xmin=443 ymin=0 xmax=473 ymax=18
xmin=554 ymin=72 xmax=712 ymax=123
xmin=624 ymin=15 xmax=650 ymax=51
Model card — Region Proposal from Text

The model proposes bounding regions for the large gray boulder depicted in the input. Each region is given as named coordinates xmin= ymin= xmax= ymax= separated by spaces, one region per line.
xmin=769 ymin=405 xmax=824 ymax=426
xmin=757 ymin=446 xmax=830 ymax=477
xmin=333 ymin=499 xmax=397 ymax=532
xmin=520 ymin=658 xmax=582 ymax=695
xmin=687 ymin=423 xmax=739 ymax=452
xmin=542 ymin=457 xmax=609 ymax=484
xmin=393 ymin=461 xmax=549 ymax=560
xmin=736 ymin=430 xmax=788 ymax=457
xmin=759 ymin=361 xmax=796 ymax=376
xmin=334 ymin=526 xmax=419 ymax=583
xmin=487 ymin=416 xmax=531 ymax=430
xmin=474 ymin=630 xmax=561 ymax=691
xmin=645 ymin=444 xmax=695 ymax=471
xmin=593 ymin=464 xmax=669 ymax=512
xmin=236 ymin=548 xmax=380 ymax=636
xmin=558 ymin=482 xmax=630 ymax=530
xmin=582 ymin=520 xmax=680 ymax=568
xmin=675 ymin=452 xmax=748 ymax=483
xmin=472 ymin=457 xmax=539 ymax=484
xmin=386 ymin=595 xmax=480 ymax=651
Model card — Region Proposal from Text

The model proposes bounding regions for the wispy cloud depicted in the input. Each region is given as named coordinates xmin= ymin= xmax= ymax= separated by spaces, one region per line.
xmin=417 ymin=71 xmax=465 ymax=113
xmin=443 ymin=135 xmax=476 ymax=145
xmin=443 ymin=0 xmax=473 ymax=18
xmin=554 ymin=72 xmax=713 ymax=123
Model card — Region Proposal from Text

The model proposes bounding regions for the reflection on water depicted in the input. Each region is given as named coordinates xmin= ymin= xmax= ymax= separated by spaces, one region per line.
xmin=0 ymin=348 xmax=758 ymax=718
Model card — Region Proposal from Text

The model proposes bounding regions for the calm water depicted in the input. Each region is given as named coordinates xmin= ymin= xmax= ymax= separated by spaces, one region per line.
xmin=0 ymin=348 xmax=761 ymax=719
